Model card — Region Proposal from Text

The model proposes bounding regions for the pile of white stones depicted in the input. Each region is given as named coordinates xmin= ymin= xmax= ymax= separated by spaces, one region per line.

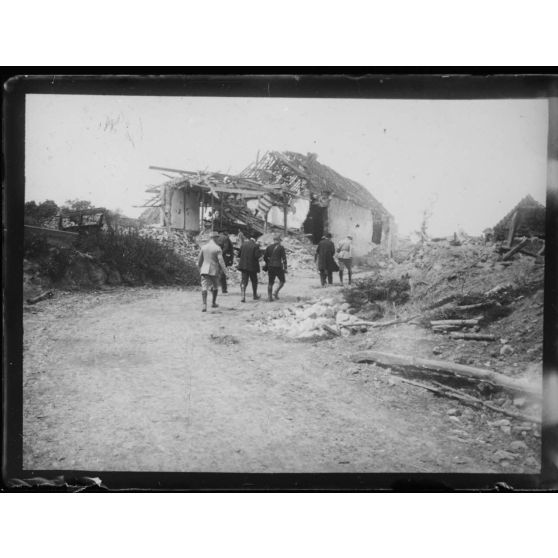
xmin=253 ymin=296 xmax=369 ymax=340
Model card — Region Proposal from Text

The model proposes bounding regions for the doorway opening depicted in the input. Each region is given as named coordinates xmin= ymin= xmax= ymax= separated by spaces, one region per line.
xmin=372 ymin=220 xmax=383 ymax=244
xmin=303 ymin=203 xmax=327 ymax=244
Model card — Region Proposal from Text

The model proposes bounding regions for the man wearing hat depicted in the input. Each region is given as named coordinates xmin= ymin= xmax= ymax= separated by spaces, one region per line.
xmin=215 ymin=230 xmax=234 ymax=293
xmin=263 ymin=234 xmax=288 ymax=301
xmin=197 ymin=230 xmax=228 ymax=312
xmin=337 ymin=234 xmax=353 ymax=285
xmin=237 ymin=236 xmax=262 ymax=302
xmin=315 ymin=232 xmax=337 ymax=287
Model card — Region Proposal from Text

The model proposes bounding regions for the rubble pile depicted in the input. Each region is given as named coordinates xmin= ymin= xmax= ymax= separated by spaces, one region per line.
xmin=257 ymin=233 xmax=316 ymax=271
xmin=138 ymin=227 xmax=200 ymax=263
xmin=252 ymin=296 xmax=377 ymax=340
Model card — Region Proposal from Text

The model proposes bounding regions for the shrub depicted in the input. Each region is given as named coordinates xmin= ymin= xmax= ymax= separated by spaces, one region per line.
xmin=343 ymin=274 xmax=411 ymax=308
xmin=76 ymin=231 xmax=199 ymax=286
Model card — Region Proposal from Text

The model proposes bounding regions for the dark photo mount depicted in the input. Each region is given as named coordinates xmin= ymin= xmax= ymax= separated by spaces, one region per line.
xmin=3 ymin=71 xmax=558 ymax=492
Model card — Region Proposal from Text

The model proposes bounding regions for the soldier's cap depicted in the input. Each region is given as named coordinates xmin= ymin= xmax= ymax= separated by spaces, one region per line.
xmin=273 ymin=234 xmax=282 ymax=241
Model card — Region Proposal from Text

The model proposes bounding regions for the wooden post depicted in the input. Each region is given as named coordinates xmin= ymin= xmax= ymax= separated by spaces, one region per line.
xmin=183 ymin=188 xmax=187 ymax=230
xmin=164 ymin=184 xmax=171 ymax=233
xmin=211 ymin=190 xmax=214 ymax=232
xmin=283 ymin=203 xmax=288 ymax=235
xmin=219 ymin=192 xmax=223 ymax=230
xmin=506 ymin=211 xmax=519 ymax=248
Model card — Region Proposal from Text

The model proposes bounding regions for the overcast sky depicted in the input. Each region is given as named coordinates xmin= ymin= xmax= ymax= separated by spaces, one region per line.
xmin=25 ymin=94 xmax=548 ymax=236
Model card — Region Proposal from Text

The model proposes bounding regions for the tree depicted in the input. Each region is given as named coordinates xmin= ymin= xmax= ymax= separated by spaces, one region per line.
xmin=24 ymin=199 xmax=60 ymax=225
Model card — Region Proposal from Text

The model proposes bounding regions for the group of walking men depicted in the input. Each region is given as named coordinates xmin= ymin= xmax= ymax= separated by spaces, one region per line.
xmin=197 ymin=230 xmax=287 ymax=312
xmin=197 ymin=229 xmax=353 ymax=312
xmin=314 ymin=233 xmax=353 ymax=287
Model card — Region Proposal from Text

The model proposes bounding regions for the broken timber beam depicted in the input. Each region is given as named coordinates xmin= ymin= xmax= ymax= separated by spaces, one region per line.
xmin=430 ymin=318 xmax=481 ymax=327
xmin=350 ymin=350 xmax=541 ymax=396
xmin=432 ymin=325 xmax=461 ymax=332
xmin=502 ymin=237 xmax=529 ymax=261
xmin=338 ymin=315 xmax=420 ymax=329
xmin=448 ymin=332 xmax=497 ymax=341
xmin=399 ymin=378 xmax=540 ymax=424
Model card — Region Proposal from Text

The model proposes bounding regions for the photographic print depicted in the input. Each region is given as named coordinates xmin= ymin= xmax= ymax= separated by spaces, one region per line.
xmin=5 ymin=75 xmax=555 ymax=488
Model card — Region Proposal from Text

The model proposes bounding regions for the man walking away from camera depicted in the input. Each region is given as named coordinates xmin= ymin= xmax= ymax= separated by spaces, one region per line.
xmin=238 ymin=236 xmax=261 ymax=302
xmin=198 ymin=231 xmax=228 ymax=312
xmin=337 ymin=234 xmax=353 ymax=285
xmin=264 ymin=234 xmax=287 ymax=301
xmin=216 ymin=230 xmax=234 ymax=293
xmin=315 ymin=232 xmax=337 ymax=286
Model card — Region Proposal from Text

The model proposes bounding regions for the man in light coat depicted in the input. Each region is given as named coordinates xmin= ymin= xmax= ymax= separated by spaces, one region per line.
xmin=337 ymin=235 xmax=353 ymax=284
xmin=198 ymin=230 xmax=228 ymax=312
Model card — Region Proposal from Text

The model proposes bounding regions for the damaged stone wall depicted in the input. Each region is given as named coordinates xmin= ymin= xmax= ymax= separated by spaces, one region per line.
xmin=327 ymin=197 xmax=374 ymax=256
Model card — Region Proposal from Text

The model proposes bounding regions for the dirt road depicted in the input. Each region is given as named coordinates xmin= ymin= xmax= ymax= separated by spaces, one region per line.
xmin=23 ymin=269 xmax=540 ymax=473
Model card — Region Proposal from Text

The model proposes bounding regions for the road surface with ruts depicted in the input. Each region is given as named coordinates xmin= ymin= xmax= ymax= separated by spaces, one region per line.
xmin=22 ymin=269 xmax=540 ymax=474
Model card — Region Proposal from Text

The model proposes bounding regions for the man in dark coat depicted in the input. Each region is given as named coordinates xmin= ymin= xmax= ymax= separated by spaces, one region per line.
xmin=263 ymin=234 xmax=288 ymax=301
xmin=237 ymin=237 xmax=261 ymax=302
xmin=216 ymin=231 xmax=234 ymax=293
xmin=315 ymin=232 xmax=337 ymax=286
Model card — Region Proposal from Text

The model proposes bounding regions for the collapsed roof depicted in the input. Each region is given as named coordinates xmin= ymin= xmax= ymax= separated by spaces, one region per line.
xmin=493 ymin=194 xmax=546 ymax=240
xmin=240 ymin=151 xmax=392 ymax=220
xmin=145 ymin=151 xmax=392 ymax=215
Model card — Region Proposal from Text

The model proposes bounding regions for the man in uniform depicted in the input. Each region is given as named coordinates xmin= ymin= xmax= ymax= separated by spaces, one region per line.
xmin=198 ymin=231 xmax=228 ymax=312
xmin=337 ymin=234 xmax=353 ymax=285
xmin=263 ymin=234 xmax=288 ymax=301
xmin=315 ymin=232 xmax=337 ymax=287
xmin=237 ymin=236 xmax=261 ymax=302
xmin=216 ymin=230 xmax=234 ymax=293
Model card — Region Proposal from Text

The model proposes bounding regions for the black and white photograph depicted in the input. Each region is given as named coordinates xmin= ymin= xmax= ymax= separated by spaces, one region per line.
xmin=4 ymin=75 xmax=557 ymax=489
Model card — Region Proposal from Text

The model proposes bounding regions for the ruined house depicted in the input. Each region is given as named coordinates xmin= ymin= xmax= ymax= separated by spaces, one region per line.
xmin=143 ymin=151 xmax=395 ymax=256
xmin=493 ymin=195 xmax=546 ymax=242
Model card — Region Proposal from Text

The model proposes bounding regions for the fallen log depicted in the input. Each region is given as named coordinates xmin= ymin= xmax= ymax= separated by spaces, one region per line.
xmin=430 ymin=318 xmax=481 ymax=327
xmin=427 ymin=295 xmax=458 ymax=309
xmin=339 ymin=314 xmax=420 ymax=329
xmin=502 ymin=237 xmax=529 ymax=261
xmin=454 ymin=301 xmax=496 ymax=312
xmin=399 ymin=378 xmax=541 ymax=424
xmin=430 ymin=381 xmax=541 ymax=423
xmin=448 ymin=332 xmax=497 ymax=341
xmin=26 ymin=290 xmax=54 ymax=305
xmin=431 ymin=324 xmax=461 ymax=332
xmin=485 ymin=283 xmax=513 ymax=296
xmin=351 ymin=350 xmax=541 ymax=397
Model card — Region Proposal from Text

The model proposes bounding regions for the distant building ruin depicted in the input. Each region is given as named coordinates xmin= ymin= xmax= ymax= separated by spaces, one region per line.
xmin=142 ymin=151 xmax=395 ymax=256
xmin=493 ymin=195 xmax=546 ymax=242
